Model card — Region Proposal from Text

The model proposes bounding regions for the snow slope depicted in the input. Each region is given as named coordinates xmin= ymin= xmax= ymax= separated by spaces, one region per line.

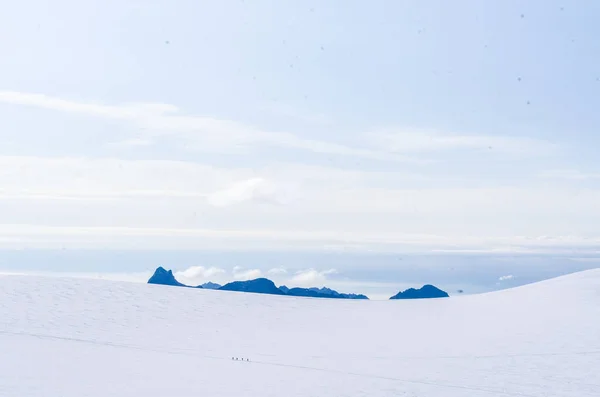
xmin=1 ymin=269 xmax=599 ymax=397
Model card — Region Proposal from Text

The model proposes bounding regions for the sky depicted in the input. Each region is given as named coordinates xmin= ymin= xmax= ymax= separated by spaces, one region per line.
xmin=0 ymin=0 xmax=599 ymax=298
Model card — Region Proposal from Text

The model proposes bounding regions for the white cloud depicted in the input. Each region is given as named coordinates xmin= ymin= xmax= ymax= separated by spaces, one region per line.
xmin=0 ymin=91 xmax=140 ymax=118
xmin=0 ymin=156 xmax=285 ymax=206
xmin=539 ymin=169 xmax=600 ymax=180
xmin=499 ymin=275 xmax=514 ymax=281
xmin=232 ymin=267 xmax=262 ymax=280
xmin=207 ymin=178 xmax=279 ymax=207
xmin=0 ymin=91 xmax=417 ymax=162
xmin=108 ymin=138 xmax=154 ymax=147
xmin=291 ymin=268 xmax=338 ymax=287
xmin=175 ymin=266 xmax=226 ymax=285
xmin=1 ymin=223 xmax=600 ymax=254
xmin=370 ymin=130 xmax=557 ymax=155
xmin=267 ymin=267 xmax=288 ymax=275
xmin=7 ymin=90 xmax=557 ymax=162
xmin=0 ymin=91 xmax=597 ymax=255
xmin=0 ymin=156 xmax=403 ymax=202
xmin=0 ymin=155 xmax=224 ymax=199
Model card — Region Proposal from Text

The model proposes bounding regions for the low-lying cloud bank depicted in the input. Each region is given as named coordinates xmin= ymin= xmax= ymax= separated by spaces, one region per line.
xmin=174 ymin=265 xmax=339 ymax=289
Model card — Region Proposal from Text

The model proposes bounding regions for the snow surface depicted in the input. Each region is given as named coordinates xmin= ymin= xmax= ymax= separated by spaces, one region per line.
xmin=1 ymin=269 xmax=599 ymax=397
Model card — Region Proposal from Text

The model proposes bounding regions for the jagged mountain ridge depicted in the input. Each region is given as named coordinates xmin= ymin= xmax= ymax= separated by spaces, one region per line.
xmin=148 ymin=267 xmax=450 ymax=300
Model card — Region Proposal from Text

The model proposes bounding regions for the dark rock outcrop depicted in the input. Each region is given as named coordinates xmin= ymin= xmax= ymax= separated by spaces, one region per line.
xmin=219 ymin=278 xmax=285 ymax=295
xmin=286 ymin=286 xmax=369 ymax=299
xmin=390 ymin=285 xmax=448 ymax=300
xmin=310 ymin=287 xmax=368 ymax=300
xmin=148 ymin=267 xmax=189 ymax=287
xmin=286 ymin=287 xmax=325 ymax=298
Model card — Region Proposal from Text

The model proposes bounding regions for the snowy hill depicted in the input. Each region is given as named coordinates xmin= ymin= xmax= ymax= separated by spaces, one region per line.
xmin=1 ymin=269 xmax=599 ymax=396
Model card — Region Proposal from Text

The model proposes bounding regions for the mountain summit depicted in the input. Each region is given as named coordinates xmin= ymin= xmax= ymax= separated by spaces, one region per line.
xmin=201 ymin=282 xmax=222 ymax=290
xmin=219 ymin=278 xmax=285 ymax=295
xmin=390 ymin=284 xmax=449 ymax=300
xmin=148 ymin=267 xmax=189 ymax=287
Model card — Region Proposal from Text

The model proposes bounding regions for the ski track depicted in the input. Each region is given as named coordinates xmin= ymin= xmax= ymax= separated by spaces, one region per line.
xmin=1 ymin=271 xmax=599 ymax=396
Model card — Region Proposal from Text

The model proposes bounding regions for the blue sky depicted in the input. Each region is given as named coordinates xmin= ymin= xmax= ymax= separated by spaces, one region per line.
xmin=0 ymin=1 xmax=599 ymax=296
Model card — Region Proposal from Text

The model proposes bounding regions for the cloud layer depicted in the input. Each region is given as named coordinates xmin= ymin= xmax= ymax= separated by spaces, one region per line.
xmin=0 ymin=91 xmax=599 ymax=253
xmin=0 ymin=91 xmax=412 ymax=161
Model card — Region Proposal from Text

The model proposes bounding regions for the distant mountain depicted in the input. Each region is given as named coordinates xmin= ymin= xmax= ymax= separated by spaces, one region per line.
xmin=215 ymin=281 xmax=369 ymax=299
xmin=201 ymin=282 xmax=222 ymax=290
xmin=286 ymin=286 xmax=369 ymax=299
xmin=219 ymin=278 xmax=285 ymax=295
xmin=310 ymin=287 xmax=368 ymax=300
xmin=148 ymin=267 xmax=438 ymax=301
xmin=390 ymin=285 xmax=449 ymax=300
xmin=309 ymin=287 xmax=337 ymax=296
xmin=148 ymin=267 xmax=189 ymax=288
xmin=279 ymin=285 xmax=290 ymax=293
xmin=285 ymin=287 xmax=325 ymax=298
